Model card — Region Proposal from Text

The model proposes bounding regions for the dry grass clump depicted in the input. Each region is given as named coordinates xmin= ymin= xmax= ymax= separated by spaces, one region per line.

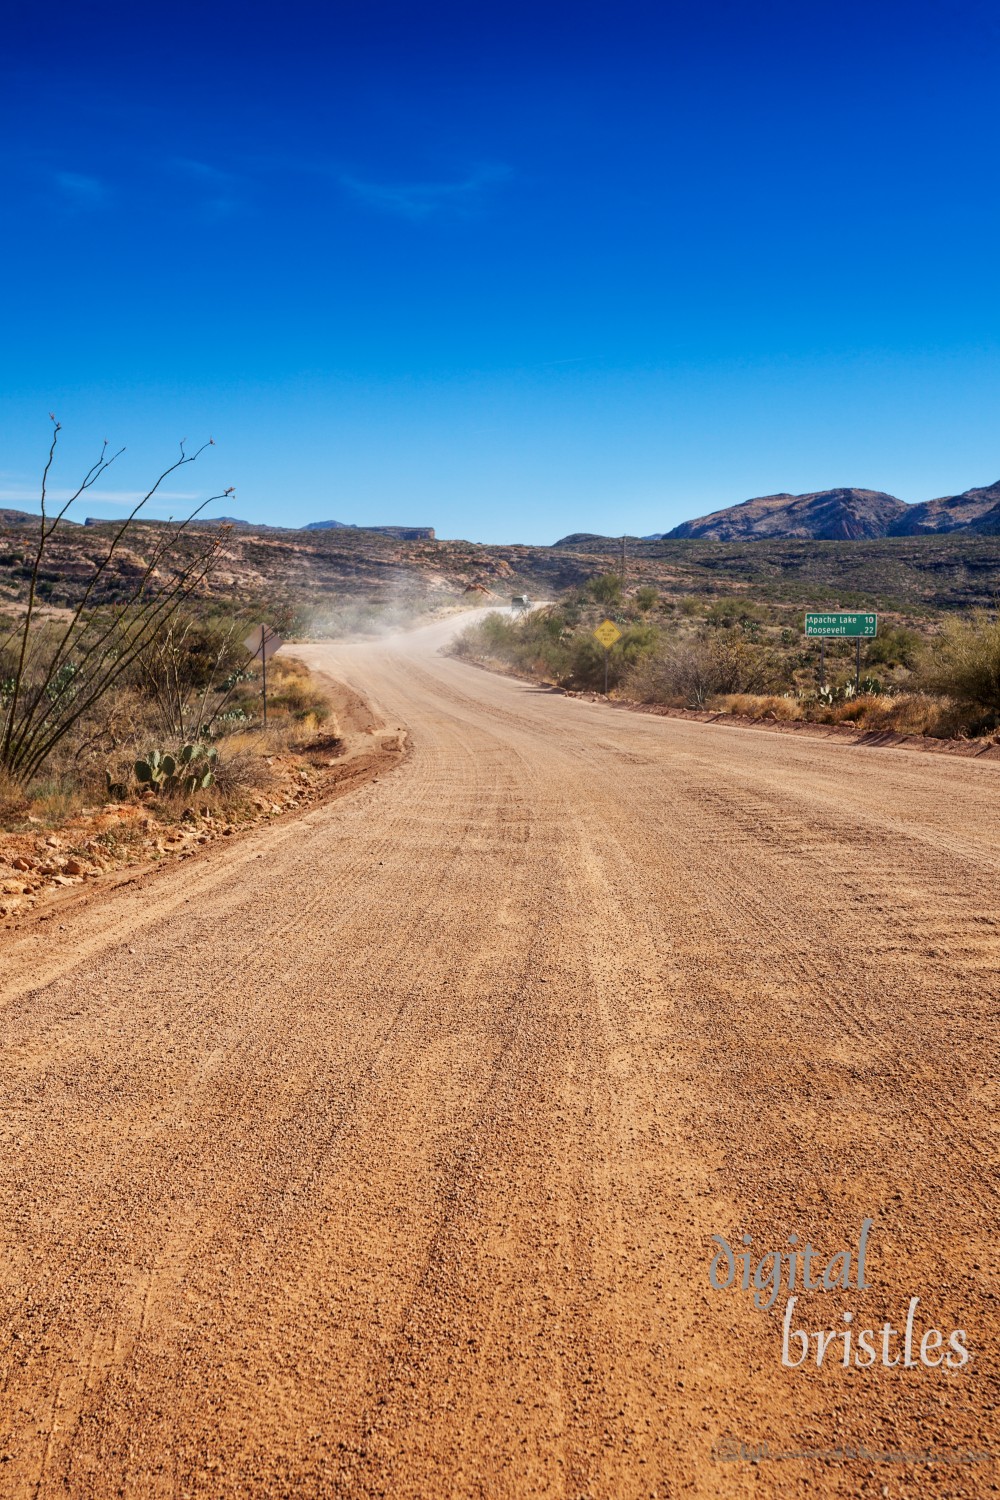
xmin=675 ymin=687 xmax=988 ymax=741
xmin=818 ymin=696 xmax=874 ymax=725
xmin=846 ymin=692 xmax=968 ymax=738
xmin=0 ymin=770 xmax=29 ymax=823
xmin=263 ymin=656 xmax=335 ymax=726
xmin=713 ymin=694 xmax=804 ymax=721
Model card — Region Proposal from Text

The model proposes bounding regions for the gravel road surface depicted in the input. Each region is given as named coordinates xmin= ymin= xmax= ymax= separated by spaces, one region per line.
xmin=1 ymin=613 xmax=997 ymax=1498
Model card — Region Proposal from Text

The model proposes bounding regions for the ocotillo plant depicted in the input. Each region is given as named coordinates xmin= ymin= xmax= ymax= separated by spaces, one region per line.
xmin=0 ymin=418 xmax=234 ymax=784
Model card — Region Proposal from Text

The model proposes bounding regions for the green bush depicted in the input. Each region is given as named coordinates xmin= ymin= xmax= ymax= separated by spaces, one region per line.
xmin=704 ymin=598 xmax=765 ymax=629
xmin=586 ymin=573 xmax=623 ymax=606
xmin=866 ymin=625 xmax=922 ymax=670
xmin=920 ymin=613 xmax=1000 ymax=715
xmin=452 ymin=608 xmax=572 ymax=681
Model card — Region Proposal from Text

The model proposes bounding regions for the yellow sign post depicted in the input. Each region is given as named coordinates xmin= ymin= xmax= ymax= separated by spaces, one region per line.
xmin=593 ymin=619 xmax=622 ymax=649
xmin=593 ymin=619 xmax=622 ymax=694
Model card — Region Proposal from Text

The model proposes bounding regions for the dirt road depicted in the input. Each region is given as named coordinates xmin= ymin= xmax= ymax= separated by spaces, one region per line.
xmin=1 ymin=614 xmax=998 ymax=1498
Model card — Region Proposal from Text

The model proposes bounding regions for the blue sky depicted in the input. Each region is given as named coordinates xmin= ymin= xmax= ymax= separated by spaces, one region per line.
xmin=2 ymin=0 xmax=999 ymax=543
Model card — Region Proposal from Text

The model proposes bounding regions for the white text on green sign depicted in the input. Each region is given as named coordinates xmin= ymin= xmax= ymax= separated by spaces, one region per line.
xmin=804 ymin=613 xmax=877 ymax=638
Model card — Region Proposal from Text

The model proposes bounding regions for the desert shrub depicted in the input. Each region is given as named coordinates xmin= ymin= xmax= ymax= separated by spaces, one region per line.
xmin=704 ymin=598 xmax=765 ymax=629
xmin=566 ymin=635 xmax=612 ymax=690
xmin=623 ymin=634 xmax=784 ymax=707
xmin=451 ymin=608 xmax=571 ymax=681
xmin=18 ymin=778 xmax=91 ymax=825
xmin=634 ymin=585 xmax=658 ymax=612
xmin=822 ymin=696 xmax=875 ymax=724
xmin=132 ymin=614 xmax=250 ymax=738
xmin=264 ymin=658 xmax=332 ymax=722
xmin=210 ymin=741 xmax=275 ymax=797
xmin=1 ymin=424 xmax=231 ymax=785
xmin=865 ymin=625 xmax=922 ymax=670
xmin=0 ymin=769 xmax=28 ymax=822
xmin=919 ymin=613 xmax=1000 ymax=717
xmin=566 ymin=622 xmax=659 ymax=691
xmin=586 ymin=573 xmax=623 ymax=606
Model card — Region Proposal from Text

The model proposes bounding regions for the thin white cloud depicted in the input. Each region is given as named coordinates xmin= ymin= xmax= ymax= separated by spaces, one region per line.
xmin=168 ymin=157 xmax=246 ymax=218
xmin=170 ymin=158 xmax=233 ymax=185
xmin=53 ymin=171 xmax=106 ymax=208
xmin=340 ymin=163 xmax=511 ymax=219
xmin=0 ymin=488 xmax=204 ymax=507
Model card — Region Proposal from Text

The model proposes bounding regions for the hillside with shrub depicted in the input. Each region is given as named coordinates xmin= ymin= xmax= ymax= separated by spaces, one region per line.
xmin=451 ymin=574 xmax=1000 ymax=743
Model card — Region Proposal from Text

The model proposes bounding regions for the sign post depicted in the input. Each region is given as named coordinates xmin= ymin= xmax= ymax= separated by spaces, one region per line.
xmin=244 ymin=624 xmax=284 ymax=729
xmin=804 ymin=613 xmax=877 ymax=693
xmin=593 ymin=618 xmax=623 ymax=695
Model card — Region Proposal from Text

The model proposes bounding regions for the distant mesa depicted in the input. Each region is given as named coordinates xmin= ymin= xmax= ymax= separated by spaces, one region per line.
xmin=303 ymin=520 xmax=436 ymax=541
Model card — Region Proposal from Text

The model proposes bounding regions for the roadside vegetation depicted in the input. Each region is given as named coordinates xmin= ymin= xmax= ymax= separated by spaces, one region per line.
xmin=0 ymin=424 xmax=336 ymax=859
xmin=451 ymin=574 xmax=1000 ymax=741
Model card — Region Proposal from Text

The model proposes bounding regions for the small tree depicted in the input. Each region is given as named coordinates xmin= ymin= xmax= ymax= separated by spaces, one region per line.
xmin=0 ymin=418 xmax=233 ymax=783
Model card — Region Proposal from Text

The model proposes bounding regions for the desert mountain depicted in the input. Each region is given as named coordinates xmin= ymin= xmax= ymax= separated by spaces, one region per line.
xmin=665 ymin=488 xmax=908 ymax=542
xmin=889 ymin=480 xmax=1000 ymax=535
xmin=969 ymin=500 xmax=1000 ymax=534
xmin=656 ymin=480 xmax=1000 ymax=542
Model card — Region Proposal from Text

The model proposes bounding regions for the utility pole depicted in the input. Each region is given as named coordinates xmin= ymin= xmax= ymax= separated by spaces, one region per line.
xmin=620 ymin=534 xmax=627 ymax=588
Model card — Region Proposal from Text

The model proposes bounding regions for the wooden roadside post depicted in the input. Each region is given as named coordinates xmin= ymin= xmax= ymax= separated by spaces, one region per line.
xmin=244 ymin=624 xmax=284 ymax=729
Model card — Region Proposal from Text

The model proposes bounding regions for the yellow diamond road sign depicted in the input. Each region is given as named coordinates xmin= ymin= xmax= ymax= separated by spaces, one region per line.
xmin=593 ymin=619 xmax=622 ymax=649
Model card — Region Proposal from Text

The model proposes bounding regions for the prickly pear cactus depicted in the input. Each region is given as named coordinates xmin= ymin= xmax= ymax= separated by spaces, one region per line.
xmin=134 ymin=743 xmax=217 ymax=796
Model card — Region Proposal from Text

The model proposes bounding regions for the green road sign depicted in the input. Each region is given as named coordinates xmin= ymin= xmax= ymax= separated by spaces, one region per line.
xmin=804 ymin=612 xmax=877 ymax=638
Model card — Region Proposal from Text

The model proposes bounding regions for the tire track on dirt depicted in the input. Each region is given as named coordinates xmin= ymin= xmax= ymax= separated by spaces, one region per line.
xmin=0 ymin=615 xmax=997 ymax=1498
